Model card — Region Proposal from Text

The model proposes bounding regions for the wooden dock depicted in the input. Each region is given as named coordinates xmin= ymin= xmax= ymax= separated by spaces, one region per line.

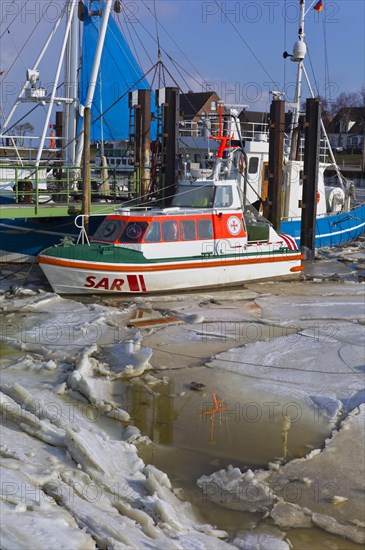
xmin=0 ymin=201 xmax=128 ymax=219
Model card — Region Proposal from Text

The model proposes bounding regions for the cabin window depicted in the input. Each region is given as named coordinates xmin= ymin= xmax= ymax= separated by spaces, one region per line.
xmin=92 ymin=219 xmax=125 ymax=242
xmin=144 ymin=222 xmax=161 ymax=243
xmin=211 ymin=101 xmax=217 ymax=111
xmin=172 ymin=184 xmax=215 ymax=208
xmin=248 ymin=157 xmax=259 ymax=174
xmin=214 ymin=185 xmax=233 ymax=207
xmin=198 ymin=219 xmax=213 ymax=239
xmin=180 ymin=220 xmax=196 ymax=240
xmin=162 ymin=220 xmax=179 ymax=241
xmin=119 ymin=221 xmax=148 ymax=243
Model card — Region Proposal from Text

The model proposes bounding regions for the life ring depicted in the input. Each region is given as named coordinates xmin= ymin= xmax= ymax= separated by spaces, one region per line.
xmin=316 ymin=192 xmax=320 ymax=204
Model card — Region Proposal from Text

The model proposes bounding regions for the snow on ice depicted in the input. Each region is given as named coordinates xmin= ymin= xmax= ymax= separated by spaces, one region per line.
xmin=1 ymin=271 xmax=364 ymax=548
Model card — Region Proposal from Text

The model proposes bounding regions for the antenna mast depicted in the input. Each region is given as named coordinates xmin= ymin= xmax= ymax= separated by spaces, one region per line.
xmin=284 ymin=0 xmax=307 ymax=160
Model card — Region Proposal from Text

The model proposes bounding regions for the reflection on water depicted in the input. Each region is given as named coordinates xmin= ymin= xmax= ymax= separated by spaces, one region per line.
xmin=124 ymin=367 xmax=338 ymax=469
xmin=128 ymin=371 xmax=361 ymax=550
xmin=125 ymin=380 xmax=176 ymax=446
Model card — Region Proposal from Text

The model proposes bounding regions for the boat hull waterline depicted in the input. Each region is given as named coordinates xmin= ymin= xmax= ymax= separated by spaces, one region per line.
xmin=38 ymin=249 xmax=303 ymax=294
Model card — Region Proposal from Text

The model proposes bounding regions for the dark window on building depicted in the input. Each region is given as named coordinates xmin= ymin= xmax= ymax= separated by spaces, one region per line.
xmin=180 ymin=220 xmax=196 ymax=240
xmin=119 ymin=221 xmax=148 ymax=243
xmin=144 ymin=222 xmax=161 ymax=243
xmin=248 ymin=157 xmax=259 ymax=174
xmin=198 ymin=219 xmax=213 ymax=239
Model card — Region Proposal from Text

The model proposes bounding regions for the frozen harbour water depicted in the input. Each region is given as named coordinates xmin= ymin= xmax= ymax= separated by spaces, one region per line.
xmin=0 ymin=242 xmax=364 ymax=550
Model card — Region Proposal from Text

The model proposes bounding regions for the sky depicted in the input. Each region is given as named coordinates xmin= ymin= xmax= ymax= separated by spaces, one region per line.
xmin=0 ymin=0 xmax=364 ymax=136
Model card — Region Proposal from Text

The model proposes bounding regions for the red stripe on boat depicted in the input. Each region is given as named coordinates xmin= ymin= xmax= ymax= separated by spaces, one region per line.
xmin=279 ymin=234 xmax=296 ymax=250
xmin=139 ymin=275 xmax=147 ymax=292
xmin=127 ymin=275 xmax=140 ymax=291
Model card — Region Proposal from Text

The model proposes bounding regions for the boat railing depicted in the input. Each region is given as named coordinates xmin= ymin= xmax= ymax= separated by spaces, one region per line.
xmin=240 ymin=121 xmax=269 ymax=142
xmin=75 ymin=214 xmax=91 ymax=245
xmin=284 ymin=136 xmax=332 ymax=163
xmin=0 ymin=163 xmax=138 ymax=218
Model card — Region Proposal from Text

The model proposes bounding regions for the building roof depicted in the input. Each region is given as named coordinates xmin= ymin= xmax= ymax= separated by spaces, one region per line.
xmin=239 ymin=111 xmax=269 ymax=124
xmin=179 ymin=91 xmax=218 ymax=118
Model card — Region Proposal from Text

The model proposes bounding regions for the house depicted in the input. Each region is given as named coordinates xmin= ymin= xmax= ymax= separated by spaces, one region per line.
xmin=178 ymin=91 xmax=227 ymax=170
xmin=179 ymin=91 xmax=225 ymax=137
xmin=328 ymin=107 xmax=364 ymax=152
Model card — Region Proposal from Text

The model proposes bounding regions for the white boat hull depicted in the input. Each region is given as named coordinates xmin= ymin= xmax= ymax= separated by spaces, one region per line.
xmin=39 ymin=254 xmax=302 ymax=294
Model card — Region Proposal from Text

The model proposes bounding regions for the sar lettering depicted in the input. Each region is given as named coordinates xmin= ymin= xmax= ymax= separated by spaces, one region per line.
xmin=84 ymin=276 xmax=125 ymax=291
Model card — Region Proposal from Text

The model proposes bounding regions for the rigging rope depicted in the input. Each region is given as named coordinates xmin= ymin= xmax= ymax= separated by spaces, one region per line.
xmin=212 ymin=0 xmax=277 ymax=86
xmin=1 ymin=13 xmax=44 ymax=80
xmin=322 ymin=16 xmax=330 ymax=104
xmin=283 ymin=0 xmax=287 ymax=93
xmin=114 ymin=6 xmax=151 ymax=69
xmin=0 ymin=0 xmax=27 ymax=39
xmin=140 ymin=0 xmax=206 ymax=85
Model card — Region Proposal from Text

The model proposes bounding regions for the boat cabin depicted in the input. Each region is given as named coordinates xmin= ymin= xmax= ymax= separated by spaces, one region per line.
xmin=90 ymin=206 xmax=274 ymax=260
xmin=89 ymin=135 xmax=278 ymax=260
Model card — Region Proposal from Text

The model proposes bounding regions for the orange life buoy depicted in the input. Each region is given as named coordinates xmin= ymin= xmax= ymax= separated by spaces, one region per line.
xmin=316 ymin=192 xmax=320 ymax=204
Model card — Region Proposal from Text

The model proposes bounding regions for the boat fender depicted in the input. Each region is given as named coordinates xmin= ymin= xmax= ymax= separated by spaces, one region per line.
xmin=316 ymin=192 xmax=320 ymax=204
xmin=325 ymin=186 xmax=345 ymax=213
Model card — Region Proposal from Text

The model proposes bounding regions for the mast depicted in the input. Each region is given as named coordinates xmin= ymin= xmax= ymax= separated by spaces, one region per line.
xmin=64 ymin=0 xmax=79 ymax=166
xmin=75 ymin=0 xmax=113 ymax=167
xmin=35 ymin=1 xmax=77 ymax=166
xmin=284 ymin=0 xmax=347 ymax=189
xmin=285 ymin=0 xmax=307 ymax=160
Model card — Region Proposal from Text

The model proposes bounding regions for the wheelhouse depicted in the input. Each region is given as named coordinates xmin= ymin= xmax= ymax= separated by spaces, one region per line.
xmin=90 ymin=211 xmax=246 ymax=246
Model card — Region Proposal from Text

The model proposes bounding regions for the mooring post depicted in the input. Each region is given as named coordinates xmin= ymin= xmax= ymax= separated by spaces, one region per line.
xmin=139 ymin=89 xmax=151 ymax=202
xmin=159 ymin=87 xmax=179 ymax=206
xmin=300 ymin=97 xmax=321 ymax=259
xmin=266 ymin=98 xmax=285 ymax=229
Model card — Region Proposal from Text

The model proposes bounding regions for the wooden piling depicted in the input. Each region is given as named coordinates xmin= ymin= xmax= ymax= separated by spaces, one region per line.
xmin=266 ymin=98 xmax=285 ymax=229
xmin=300 ymin=98 xmax=322 ymax=259
xmin=160 ymin=87 xmax=179 ymax=206
xmin=139 ymin=89 xmax=151 ymax=201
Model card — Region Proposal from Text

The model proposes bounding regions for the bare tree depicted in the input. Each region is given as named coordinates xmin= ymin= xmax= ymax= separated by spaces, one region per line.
xmin=331 ymin=91 xmax=361 ymax=116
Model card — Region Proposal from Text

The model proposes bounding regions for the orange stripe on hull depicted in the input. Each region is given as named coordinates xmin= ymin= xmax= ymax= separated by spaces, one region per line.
xmin=38 ymin=253 xmax=303 ymax=272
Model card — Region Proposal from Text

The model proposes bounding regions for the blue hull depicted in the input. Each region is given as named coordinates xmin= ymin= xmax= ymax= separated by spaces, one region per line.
xmin=0 ymin=217 xmax=102 ymax=262
xmin=280 ymin=204 xmax=365 ymax=248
